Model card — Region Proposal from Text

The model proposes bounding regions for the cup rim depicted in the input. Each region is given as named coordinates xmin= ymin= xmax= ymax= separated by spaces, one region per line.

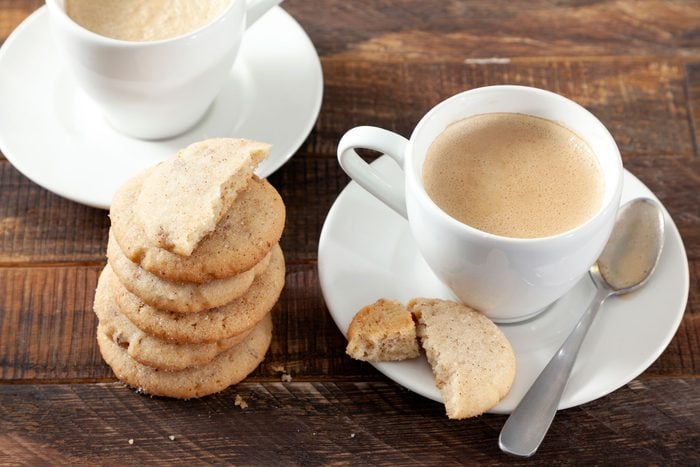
xmin=44 ymin=0 xmax=237 ymax=47
xmin=406 ymin=84 xmax=624 ymax=244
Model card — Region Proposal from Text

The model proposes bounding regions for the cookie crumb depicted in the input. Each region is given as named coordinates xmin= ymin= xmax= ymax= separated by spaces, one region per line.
xmin=350 ymin=433 xmax=356 ymax=438
xmin=168 ymin=435 xmax=175 ymax=441
xmin=281 ymin=373 xmax=292 ymax=382
xmin=234 ymin=394 xmax=248 ymax=409
xmin=128 ymin=439 xmax=134 ymax=445
xmin=270 ymin=364 xmax=285 ymax=372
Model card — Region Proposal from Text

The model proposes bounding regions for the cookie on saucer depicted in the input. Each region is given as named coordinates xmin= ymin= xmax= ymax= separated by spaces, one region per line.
xmin=408 ymin=298 xmax=516 ymax=419
xmin=346 ymin=299 xmax=420 ymax=362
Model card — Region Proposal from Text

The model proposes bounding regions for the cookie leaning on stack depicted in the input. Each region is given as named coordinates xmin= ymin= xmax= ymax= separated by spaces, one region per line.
xmin=94 ymin=138 xmax=286 ymax=399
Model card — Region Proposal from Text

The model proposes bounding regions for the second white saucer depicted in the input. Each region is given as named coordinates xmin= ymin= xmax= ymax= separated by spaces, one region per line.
xmin=0 ymin=6 xmax=323 ymax=209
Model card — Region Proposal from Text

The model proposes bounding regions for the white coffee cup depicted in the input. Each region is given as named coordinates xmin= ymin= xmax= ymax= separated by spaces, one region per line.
xmin=338 ymin=85 xmax=623 ymax=323
xmin=45 ymin=0 xmax=283 ymax=140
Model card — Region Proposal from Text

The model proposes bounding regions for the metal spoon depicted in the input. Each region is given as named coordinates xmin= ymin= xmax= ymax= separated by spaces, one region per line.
xmin=499 ymin=197 xmax=665 ymax=457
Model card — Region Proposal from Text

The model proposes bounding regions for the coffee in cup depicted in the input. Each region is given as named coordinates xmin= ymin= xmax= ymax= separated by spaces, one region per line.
xmin=422 ymin=113 xmax=605 ymax=239
xmin=64 ymin=0 xmax=231 ymax=42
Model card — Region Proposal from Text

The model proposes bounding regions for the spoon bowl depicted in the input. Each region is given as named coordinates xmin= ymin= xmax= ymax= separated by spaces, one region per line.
xmin=593 ymin=198 xmax=665 ymax=294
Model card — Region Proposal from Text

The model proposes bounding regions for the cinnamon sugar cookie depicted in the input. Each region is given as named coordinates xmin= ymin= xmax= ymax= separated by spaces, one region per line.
xmin=346 ymin=299 xmax=420 ymax=362
xmin=107 ymin=229 xmax=272 ymax=313
xmin=111 ymin=171 xmax=285 ymax=283
xmin=409 ymin=298 xmax=515 ymax=419
xmin=97 ymin=313 xmax=272 ymax=399
xmin=135 ymin=138 xmax=270 ymax=256
xmin=109 ymin=245 xmax=285 ymax=344
xmin=93 ymin=268 xmax=253 ymax=371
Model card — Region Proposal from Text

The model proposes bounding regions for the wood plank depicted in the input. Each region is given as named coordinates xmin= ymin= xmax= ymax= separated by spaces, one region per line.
xmin=1 ymin=152 xmax=697 ymax=270
xmin=0 ymin=379 xmax=698 ymax=464
xmin=2 ymin=1 xmax=700 ymax=61
xmin=321 ymin=58 xmax=694 ymax=157
xmin=0 ymin=264 xmax=374 ymax=381
xmin=623 ymin=156 xmax=700 ymax=261
xmin=0 ymin=261 xmax=696 ymax=382
xmin=686 ymin=62 xmax=700 ymax=156
xmin=650 ymin=260 xmax=699 ymax=376
xmin=285 ymin=0 xmax=700 ymax=61
xmin=0 ymin=266 xmax=108 ymax=380
xmin=0 ymin=3 xmax=698 ymax=164
xmin=0 ymin=160 xmax=110 ymax=264
xmin=0 ymin=5 xmax=696 ymax=163
xmin=269 ymin=156 xmax=349 ymax=262
xmin=267 ymin=263 xmax=371 ymax=380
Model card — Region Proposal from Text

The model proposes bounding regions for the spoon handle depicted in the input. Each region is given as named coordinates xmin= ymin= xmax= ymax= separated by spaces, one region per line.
xmin=499 ymin=287 xmax=610 ymax=457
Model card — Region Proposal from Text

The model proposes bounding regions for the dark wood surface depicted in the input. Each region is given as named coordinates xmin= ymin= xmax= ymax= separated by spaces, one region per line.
xmin=1 ymin=0 xmax=698 ymax=464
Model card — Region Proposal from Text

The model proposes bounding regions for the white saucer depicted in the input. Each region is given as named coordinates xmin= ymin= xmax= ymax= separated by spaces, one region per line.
xmin=319 ymin=156 xmax=689 ymax=414
xmin=0 ymin=6 xmax=323 ymax=209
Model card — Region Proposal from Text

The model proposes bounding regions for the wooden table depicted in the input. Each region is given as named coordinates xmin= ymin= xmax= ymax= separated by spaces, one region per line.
xmin=1 ymin=1 xmax=698 ymax=464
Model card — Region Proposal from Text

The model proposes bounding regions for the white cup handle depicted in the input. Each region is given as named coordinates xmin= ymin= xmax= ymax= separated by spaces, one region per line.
xmin=245 ymin=0 xmax=284 ymax=28
xmin=337 ymin=126 xmax=409 ymax=218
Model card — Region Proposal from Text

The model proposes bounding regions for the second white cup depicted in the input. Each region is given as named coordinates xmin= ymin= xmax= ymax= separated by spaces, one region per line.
xmin=46 ymin=0 xmax=283 ymax=140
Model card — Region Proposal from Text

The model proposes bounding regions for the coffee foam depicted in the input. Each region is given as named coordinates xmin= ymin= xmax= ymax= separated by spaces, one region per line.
xmin=422 ymin=113 xmax=604 ymax=238
xmin=65 ymin=0 xmax=230 ymax=42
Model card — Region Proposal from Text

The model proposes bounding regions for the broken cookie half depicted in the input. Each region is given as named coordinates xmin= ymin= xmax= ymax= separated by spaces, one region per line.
xmin=135 ymin=138 xmax=271 ymax=256
xmin=345 ymin=298 xmax=516 ymax=419
xmin=409 ymin=298 xmax=516 ymax=419
xmin=346 ymin=299 xmax=420 ymax=362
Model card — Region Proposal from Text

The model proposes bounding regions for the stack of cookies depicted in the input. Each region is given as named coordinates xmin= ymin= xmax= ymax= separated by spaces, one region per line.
xmin=93 ymin=138 xmax=286 ymax=399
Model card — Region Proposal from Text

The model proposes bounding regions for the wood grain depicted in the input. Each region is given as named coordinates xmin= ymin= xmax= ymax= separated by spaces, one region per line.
xmin=321 ymin=58 xmax=694 ymax=157
xmin=0 ymin=161 xmax=110 ymax=265
xmin=0 ymin=380 xmax=698 ymax=464
xmin=4 ymin=1 xmax=699 ymax=61
xmin=623 ymin=156 xmax=700 ymax=261
xmin=269 ymin=157 xmax=349 ymax=263
xmin=0 ymin=264 xmax=375 ymax=381
xmin=686 ymin=62 xmax=700 ymax=156
xmin=284 ymin=0 xmax=700 ymax=61
xmin=0 ymin=261 xmax=696 ymax=382
xmin=0 ymin=266 xmax=107 ymax=381
xmin=0 ymin=3 xmax=696 ymax=162
xmin=0 ymin=1 xmax=698 ymax=463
